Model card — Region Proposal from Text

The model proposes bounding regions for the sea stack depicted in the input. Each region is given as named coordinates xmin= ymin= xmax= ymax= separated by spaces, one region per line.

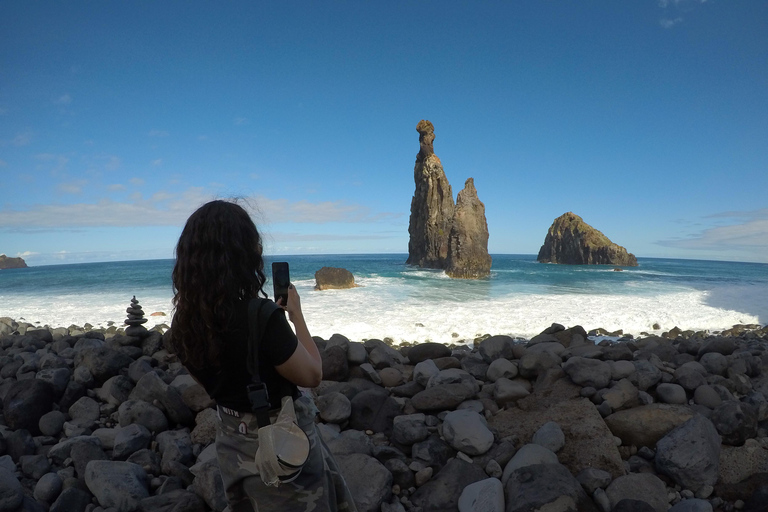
xmin=537 ymin=212 xmax=638 ymax=266
xmin=445 ymin=178 xmax=492 ymax=278
xmin=0 ymin=254 xmax=28 ymax=269
xmin=407 ymin=121 xmax=492 ymax=278
xmin=406 ymin=120 xmax=455 ymax=269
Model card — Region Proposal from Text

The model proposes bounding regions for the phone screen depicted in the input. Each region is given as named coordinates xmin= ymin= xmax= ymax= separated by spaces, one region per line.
xmin=272 ymin=262 xmax=290 ymax=305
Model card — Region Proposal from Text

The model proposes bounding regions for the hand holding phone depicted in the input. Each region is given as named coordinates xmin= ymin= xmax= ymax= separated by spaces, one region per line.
xmin=272 ymin=262 xmax=290 ymax=306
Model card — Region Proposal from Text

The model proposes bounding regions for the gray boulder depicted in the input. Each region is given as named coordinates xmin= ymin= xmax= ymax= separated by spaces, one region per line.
xmin=562 ymin=356 xmax=612 ymax=389
xmin=501 ymin=444 xmax=559 ymax=485
xmin=336 ymin=453 xmax=392 ymax=512
xmin=504 ymin=463 xmax=597 ymax=512
xmin=348 ymin=388 xmax=402 ymax=436
xmin=84 ymin=460 xmax=149 ymax=512
xmin=710 ymin=400 xmax=758 ymax=446
xmin=442 ymin=410 xmax=494 ymax=456
xmin=0 ymin=467 xmax=23 ymax=512
xmin=411 ymin=458 xmax=487 ymax=512
xmin=2 ymin=379 xmax=55 ymax=434
xmin=118 ymin=399 xmax=169 ymax=433
xmin=606 ymin=473 xmax=668 ymax=512
xmin=130 ymin=371 xmax=194 ymax=427
xmin=458 ymin=477 xmax=504 ymax=512
xmin=113 ymin=423 xmax=152 ymax=460
xmin=532 ymin=421 xmax=565 ymax=453
xmin=316 ymin=392 xmax=352 ymax=424
xmin=655 ymin=414 xmax=720 ymax=492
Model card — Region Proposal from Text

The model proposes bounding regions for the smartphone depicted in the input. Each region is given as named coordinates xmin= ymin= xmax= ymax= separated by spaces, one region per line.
xmin=272 ymin=262 xmax=290 ymax=305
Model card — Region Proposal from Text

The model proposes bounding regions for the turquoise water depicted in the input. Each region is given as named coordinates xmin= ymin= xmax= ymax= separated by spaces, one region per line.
xmin=1 ymin=255 xmax=766 ymax=344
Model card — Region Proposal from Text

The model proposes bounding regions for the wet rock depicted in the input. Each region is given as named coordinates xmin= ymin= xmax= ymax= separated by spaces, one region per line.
xmin=314 ymin=267 xmax=357 ymax=290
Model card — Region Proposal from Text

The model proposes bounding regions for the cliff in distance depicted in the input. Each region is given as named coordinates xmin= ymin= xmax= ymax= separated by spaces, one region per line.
xmin=0 ymin=254 xmax=27 ymax=270
xmin=407 ymin=121 xmax=492 ymax=278
xmin=537 ymin=212 xmax=638 ymax=266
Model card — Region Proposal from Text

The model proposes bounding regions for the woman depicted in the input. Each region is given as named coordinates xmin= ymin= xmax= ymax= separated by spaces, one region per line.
xmin=170 ymin=200 xmax=357 ymax=512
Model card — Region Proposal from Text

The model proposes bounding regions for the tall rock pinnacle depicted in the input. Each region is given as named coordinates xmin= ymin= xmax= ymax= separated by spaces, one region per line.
xmin=407 ymin=120 xmax=454 ymax=268
xmin=446 ymin=178 xmax=492 ymax=278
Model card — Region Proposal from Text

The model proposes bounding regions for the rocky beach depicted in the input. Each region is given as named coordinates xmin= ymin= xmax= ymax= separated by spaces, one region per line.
xmin=1 ymin=307 xmax=768 ymax=512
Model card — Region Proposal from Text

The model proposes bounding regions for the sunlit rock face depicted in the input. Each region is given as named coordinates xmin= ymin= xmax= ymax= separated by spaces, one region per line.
xmin=445 ymin=178 xmax=492 ymax=279
xmin=537 ymin=212 xmax=638 ymax=266
xmin=407 ymin=121 xmax=491 ymax=279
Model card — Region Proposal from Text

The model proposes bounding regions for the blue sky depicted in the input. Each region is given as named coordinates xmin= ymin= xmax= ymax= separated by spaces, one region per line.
xmin=1 ymin=1 xmax=767 ymax=266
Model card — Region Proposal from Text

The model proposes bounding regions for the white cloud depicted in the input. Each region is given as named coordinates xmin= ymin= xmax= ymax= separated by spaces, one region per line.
xmin=12 ymin=131 xmax=33 ymax=146
xmin=130 ymin=178 xmax=145 ymax=186
xmin=148 ymin=130 xmax=169 ymax=137
xmin=658 ymin=209 xmax=768 ymax=261
xmin=108 ymin=184 xmax=126 ymax=191
xmin=151 ymin=159 xmax=163 ymax=166
xmin=17 ymin=251 xmax=38 ymax=257
xmin=660 ymin=17 xmax=683 ymax=29
xmin=0 ymin=189 xmax=401 ymax=230
xmin=234 ymin=117 xmax=249 ymax=126
xmin=57 ymin=180 xmax=88 ymax=194
xmin=54 ymin=94 xmax=72 ymax=105
xmin=197 ymin=135 xmax=209 ymax=141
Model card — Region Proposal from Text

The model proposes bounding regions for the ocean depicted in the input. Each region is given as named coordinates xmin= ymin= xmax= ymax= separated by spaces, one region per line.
xmin=1 ymin=254 xmax=766 ymax=345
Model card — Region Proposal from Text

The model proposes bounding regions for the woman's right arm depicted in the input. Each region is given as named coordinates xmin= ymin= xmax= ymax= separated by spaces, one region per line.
xmin=274 ymin=284 xmax=323 ymax=388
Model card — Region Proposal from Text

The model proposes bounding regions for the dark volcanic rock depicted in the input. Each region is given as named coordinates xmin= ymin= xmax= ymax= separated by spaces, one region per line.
xmin=407 ymin=120 xmax=454 ymax=269
xmin=537 ymin=212 xmax=638 ymax=266
xmin=2 ymin=379 xmax=55 ymax=434
xmin=314 ymin=267 xmax=357 ymax=290
xmin=0 ymin=254 xmax=28 ymax=269
xmin=445 ymin=178 xmax=492 ymax=279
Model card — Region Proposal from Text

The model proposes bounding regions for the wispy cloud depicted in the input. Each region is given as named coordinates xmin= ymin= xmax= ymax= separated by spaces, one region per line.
xmin=151 ymin=159 xmax=163 ymax=166
xmin=129 ymin=178 xmax=145 ymax=186
xmin=0 ymin=159 xmax=7 ymax=167
xmin=234 ymin=117 xmax=249 ymax=126
xmin=658 ymin=0 xmax=708 ymax=28
xmin=57 ymin=180 xmax=88 ymax=194
xmin=148 ymin=129 xmax=169 ymax=137
xmin=108 ymin=184 xmax=126 ymax=191
xmin=54 ymin=94 xmax=72 ymax=105
xmin=660 ymin=18 xmax=683 ymax=29
xmin=12 ymin=131 xmax=33 ymax=146
xmin=0 ymin=189 xmax=401 ymax=230
xmin=35 ymin=153 xmax=70 ymax=174
xmin=658 ymin=208 xmax=768 ymax=261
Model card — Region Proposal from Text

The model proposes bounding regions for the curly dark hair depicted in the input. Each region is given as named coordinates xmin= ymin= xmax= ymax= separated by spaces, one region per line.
xmin=170 ymin=200 xmax=267 ymax=370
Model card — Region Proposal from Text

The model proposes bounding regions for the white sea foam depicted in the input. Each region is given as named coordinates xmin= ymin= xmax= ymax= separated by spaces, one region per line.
xmin=2 ymin=278 xmax=765 ymax=345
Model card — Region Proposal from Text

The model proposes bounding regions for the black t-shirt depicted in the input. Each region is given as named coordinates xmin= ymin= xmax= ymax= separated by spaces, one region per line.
xmin=189 ymin=299 xmax=299 ymax=411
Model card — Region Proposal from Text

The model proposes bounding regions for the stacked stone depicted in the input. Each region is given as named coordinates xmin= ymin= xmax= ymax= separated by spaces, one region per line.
xmin=124 ymin=296 xmax=149 ymax=339
xmin=1 ymin=315 xmax=767 ymax=512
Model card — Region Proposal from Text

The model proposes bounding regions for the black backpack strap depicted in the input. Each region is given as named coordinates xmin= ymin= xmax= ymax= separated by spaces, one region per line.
xmin=246 ymin=297 xmax=280 ymax=428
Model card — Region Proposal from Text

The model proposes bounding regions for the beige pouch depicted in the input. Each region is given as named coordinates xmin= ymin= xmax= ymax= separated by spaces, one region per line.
xmin=253 ymin=396 xmax=310 ymax=487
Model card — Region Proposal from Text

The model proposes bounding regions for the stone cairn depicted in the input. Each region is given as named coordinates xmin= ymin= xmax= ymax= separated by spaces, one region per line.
xmin=124 ymin=296 xmax=149 ymax=339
